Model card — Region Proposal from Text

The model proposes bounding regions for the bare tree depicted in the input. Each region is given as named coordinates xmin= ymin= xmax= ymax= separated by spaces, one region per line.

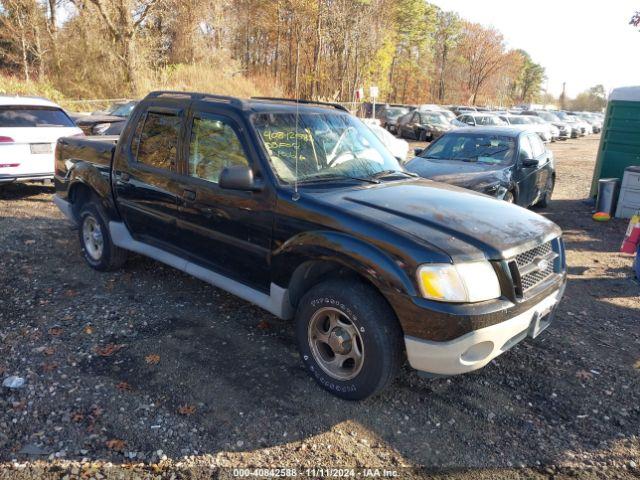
xmin=0 ymin=0 xmax=48 ymax=81
xmin=81 ymin=0 xmax=159 ymax=93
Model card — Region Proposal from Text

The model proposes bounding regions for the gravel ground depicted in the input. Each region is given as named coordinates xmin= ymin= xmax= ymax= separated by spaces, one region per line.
xmin=0 ymin=134 xmax=638 ymax=479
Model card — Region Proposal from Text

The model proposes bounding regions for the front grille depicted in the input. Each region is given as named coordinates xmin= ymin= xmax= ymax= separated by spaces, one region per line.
xmin=511 ymin=241 xmax=559 ymax=296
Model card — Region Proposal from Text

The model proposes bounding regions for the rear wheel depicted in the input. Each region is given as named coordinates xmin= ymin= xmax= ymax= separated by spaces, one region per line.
xmin=536 ymin=177 xmax=555 ymax=208
xmin=77 ymin=202 xmax=127 ymax=271
xmin=295 ymin=279 xmax=403 ymax=400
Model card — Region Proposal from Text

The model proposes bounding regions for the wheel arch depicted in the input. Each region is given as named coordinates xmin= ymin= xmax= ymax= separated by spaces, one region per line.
xmin=272 ymin=231 xmax=418 ymax=323
xmin=66 ymin=163 xmax=119 ymax=222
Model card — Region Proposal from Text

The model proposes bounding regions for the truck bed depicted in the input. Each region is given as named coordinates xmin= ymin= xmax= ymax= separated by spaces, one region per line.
xmin=56 ymin=135 xmax=119 ymax=169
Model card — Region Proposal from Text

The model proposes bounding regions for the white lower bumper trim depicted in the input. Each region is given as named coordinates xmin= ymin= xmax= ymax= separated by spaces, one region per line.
xmin=405 ymin=288 xmax=564 ymax=376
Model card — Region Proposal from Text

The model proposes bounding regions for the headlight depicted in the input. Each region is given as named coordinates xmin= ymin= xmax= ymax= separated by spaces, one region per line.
xmin=417 ymin=262 xmax=501 ymax=303
xmin=93 ymin=123 xmax=110 ymax=134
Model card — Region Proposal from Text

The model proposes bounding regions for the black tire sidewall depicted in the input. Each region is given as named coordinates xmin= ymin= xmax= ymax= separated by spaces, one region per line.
xmin=295 ymin=282 xmax=400 ymax=400
xmin=78 ymin=203 xmax=113 ymax=271
xmin=504 ymin=190 xmax=515 ymax=204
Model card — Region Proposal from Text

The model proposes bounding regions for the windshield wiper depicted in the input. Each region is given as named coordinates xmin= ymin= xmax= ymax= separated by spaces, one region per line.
xmin=369 ymin=169 xmax=418 ymax=180
xmin=298 ymin=172 xmax=380 ymax=184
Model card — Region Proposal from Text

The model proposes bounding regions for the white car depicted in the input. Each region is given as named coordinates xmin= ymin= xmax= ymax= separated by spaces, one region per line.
xmin=0 ymin=96 xmax=82 ymax=187
xmin=499 ymin=114 xmax=552 ymax=143
xmin=367 ymin=123 xmax=409 ymax=161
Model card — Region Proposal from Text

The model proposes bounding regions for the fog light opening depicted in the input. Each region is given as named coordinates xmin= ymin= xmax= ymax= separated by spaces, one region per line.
xmin=460 ymin=341 xmax=494 ymax=364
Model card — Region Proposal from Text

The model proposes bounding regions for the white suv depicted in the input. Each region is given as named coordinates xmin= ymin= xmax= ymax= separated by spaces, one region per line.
xmin=0 ymin=96 xmax=82 ymax=186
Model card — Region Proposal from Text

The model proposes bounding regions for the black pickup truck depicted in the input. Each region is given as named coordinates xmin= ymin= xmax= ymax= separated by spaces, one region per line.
xmin=53 ymin=91 xmax=567 ymax=400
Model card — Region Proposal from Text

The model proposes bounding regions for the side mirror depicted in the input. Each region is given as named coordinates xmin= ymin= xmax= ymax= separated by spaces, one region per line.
xmin=522 ymin=158 xmax=540 ymax=168
xmin=414 ymin=148 xmax=424 ymax=157
xmin=219 ymin=165 xmax=261 ymax=191
xmin=465 ymin=120 xmax=475 ymax=126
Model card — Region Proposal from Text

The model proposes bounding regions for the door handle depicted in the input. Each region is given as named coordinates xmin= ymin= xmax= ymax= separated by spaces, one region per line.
xmin=183 ymin=189 xmax=196 ymax=201
xmin=200 ymin=207 xmax=215 ymax=219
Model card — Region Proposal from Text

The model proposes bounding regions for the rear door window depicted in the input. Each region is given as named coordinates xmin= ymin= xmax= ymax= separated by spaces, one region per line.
xmin=135 ymin=112 xmax=181 ymax=170
xmin=0 ymin=106 xmax=75 ymax=128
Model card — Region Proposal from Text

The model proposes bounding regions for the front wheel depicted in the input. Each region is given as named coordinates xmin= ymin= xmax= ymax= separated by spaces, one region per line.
xmin=504 ymin=190 xmax=516 ymax=204
xmin=78 ymin=202 xmax=128 ymax=271
xmin=295 ymin=279 xmax=403 ymax=400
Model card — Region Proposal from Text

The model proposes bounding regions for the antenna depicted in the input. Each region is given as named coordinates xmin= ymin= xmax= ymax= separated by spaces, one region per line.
xmin=293 ymin=37 xmax=300 ymax=201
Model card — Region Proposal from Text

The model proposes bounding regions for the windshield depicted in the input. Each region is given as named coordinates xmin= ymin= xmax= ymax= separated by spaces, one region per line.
xmin=421 ymin=133 xmax=516 ymax=165
xmin=0 ymin=106 xmax=75 ymax=128
xmin=507 ymin=116 xmax=533 ymax=125
xmin=537 ymin=111 xmax=559 ymax=122
xmin=386 ymin=107 xmax=408 ymax=118
xmin=110 ymin=102 xmax=136 ymax=117
xmin=476 ymin=115 xmax=508 ymax=126
xmin=422 ymin=113 xmax=448 ymax=124
xmin=252 ymin=111 xmax=402 ymax=184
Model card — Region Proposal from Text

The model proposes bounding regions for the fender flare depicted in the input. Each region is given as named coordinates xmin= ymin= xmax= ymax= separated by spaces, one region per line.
xmin=272 ymin=231 xmax=419 ymax=300
xmin=66 ymin=161 xmax=119 ymax=220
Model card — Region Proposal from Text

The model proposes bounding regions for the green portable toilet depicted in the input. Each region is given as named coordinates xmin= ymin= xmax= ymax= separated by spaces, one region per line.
xmin=590 ymin=86 xmax=640 ymax=197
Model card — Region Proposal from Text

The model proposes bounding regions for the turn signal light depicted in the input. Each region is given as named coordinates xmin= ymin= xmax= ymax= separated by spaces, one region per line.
xmin=0 ymin=136 xmax=15 ymax=143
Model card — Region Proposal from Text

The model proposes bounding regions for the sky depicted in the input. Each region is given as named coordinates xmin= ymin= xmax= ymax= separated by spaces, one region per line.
xmin=429 ymin=0 xmax=640 ymax=98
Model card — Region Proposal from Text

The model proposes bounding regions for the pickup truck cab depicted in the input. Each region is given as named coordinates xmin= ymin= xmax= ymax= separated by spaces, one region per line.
xmin=53 ymin=91 xmax=567 ymax=400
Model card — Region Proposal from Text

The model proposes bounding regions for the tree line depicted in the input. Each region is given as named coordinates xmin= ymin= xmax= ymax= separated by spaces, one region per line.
xmin=1 ymin=0 xmax=552 ymax=106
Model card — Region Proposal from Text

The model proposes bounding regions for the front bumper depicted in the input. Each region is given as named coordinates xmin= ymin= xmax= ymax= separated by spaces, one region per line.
xmin=405 ymin=285 xmax=565 ymax=375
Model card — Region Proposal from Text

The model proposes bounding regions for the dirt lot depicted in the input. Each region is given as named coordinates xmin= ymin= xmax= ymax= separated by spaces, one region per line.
xmin=0 ymin=134 xmax=638 ymax=479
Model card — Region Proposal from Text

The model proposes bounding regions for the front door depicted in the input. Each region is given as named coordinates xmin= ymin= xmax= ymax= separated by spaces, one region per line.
xmin=173 ymin=109 xmax=273 ymax=291
xmin=113 ymin=105 xmax=185 ymax=249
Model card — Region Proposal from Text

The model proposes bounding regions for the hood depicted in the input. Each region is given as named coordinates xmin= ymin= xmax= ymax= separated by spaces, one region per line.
xmin=308 ymin=178 xmax=561 ymax=262
xmin=404 ymin=158 xmax=511 ymax=189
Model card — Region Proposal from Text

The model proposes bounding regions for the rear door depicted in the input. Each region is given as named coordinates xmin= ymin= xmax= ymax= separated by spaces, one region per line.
xmin=515 ymin=134 xmax=544 ymax=206
xmin=528 ymin=133 xmax=551 ymax=199
xmin=113 ymin=103 xmax=185 ymax=249
xmin=172 ymin=106 xmax=274 ymax=291
xmin=0 ymin=106 xmax=80 ymax=177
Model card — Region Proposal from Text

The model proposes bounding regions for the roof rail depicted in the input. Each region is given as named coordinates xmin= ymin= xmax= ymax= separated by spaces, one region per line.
xmin=251 ymin=97 xmax=349 ymax=112
xmin=145 ymin=91 xmax=248 ymax=109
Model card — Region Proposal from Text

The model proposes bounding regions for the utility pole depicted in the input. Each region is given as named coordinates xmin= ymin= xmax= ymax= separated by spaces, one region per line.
xmin=559 ymin=82 xmax=567 ymax=110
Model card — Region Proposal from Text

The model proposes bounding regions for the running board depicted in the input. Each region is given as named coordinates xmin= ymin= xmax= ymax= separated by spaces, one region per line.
xmin=109 ymin=221 xmax=294 ymax=319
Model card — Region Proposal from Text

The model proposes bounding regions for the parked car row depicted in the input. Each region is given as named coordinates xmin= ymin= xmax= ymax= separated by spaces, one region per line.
xmin=367 ymin=102 xmax=602 ymax=210
xmin=373 ymin=102 xmax=603 ymax=146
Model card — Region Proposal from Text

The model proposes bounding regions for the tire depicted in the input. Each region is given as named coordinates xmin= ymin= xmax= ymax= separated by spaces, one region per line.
xmin=77 ymin=202 xmax=127 ymax=271
xmin=536 ymin=177 xmax=555 ymax=209
xmin=295 ymin=279 xmax=403 ymax=400
xmin=504 ymin=190 xmax=516 ymax=204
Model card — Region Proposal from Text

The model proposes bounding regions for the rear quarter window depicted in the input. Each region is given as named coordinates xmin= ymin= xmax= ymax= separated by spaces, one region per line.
xmin=0 ymin=106 xmax=75 ymax=128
